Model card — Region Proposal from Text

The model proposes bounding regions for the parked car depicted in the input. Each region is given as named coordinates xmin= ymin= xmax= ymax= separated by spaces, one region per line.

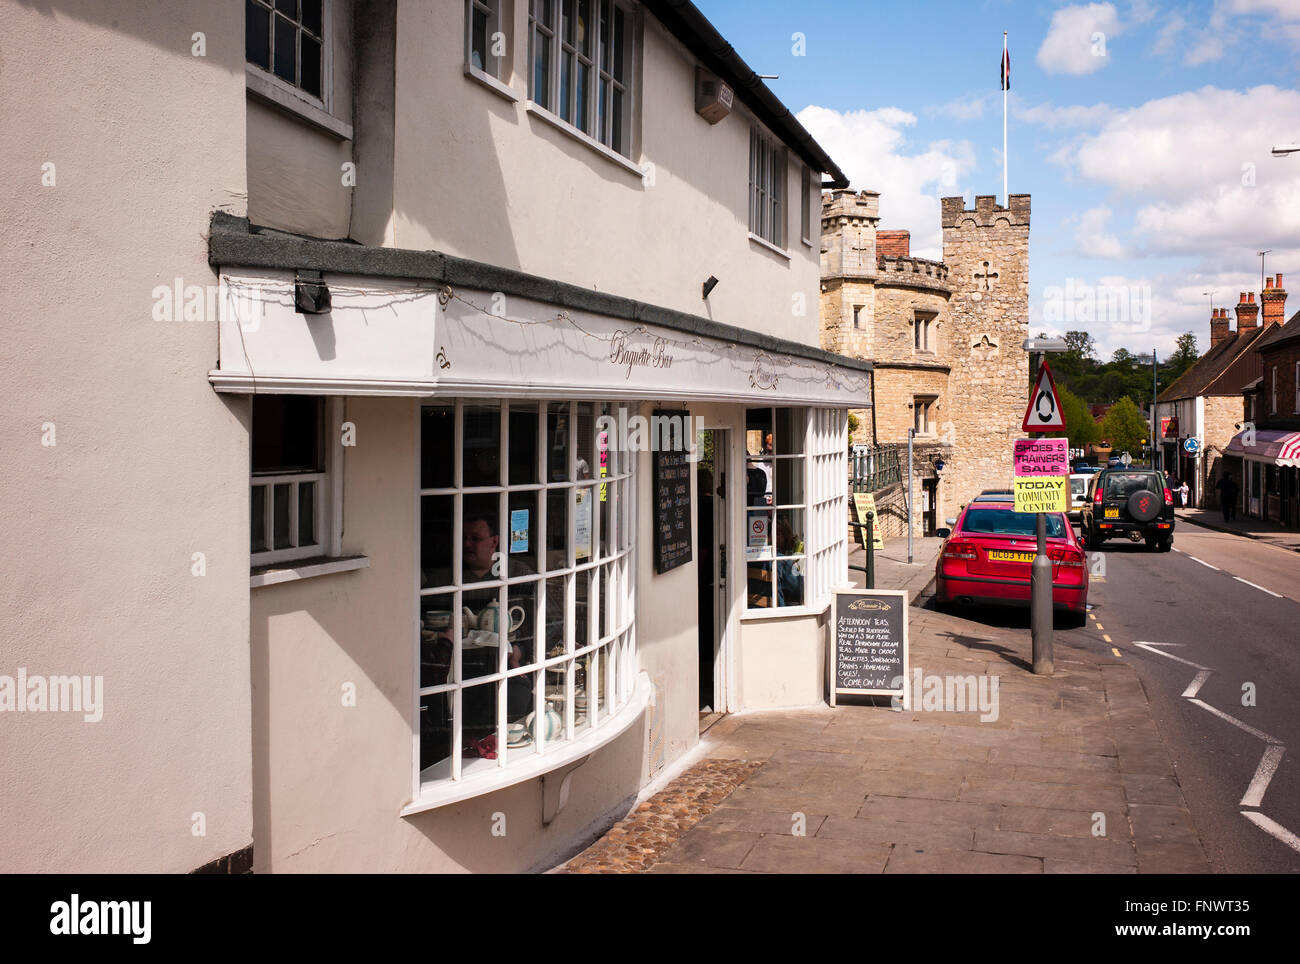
xmin=1067 ymin=473 xmax=1090 ymax=525
xmin=934 ymin=501 xmax=1088 ymax=625
xmin=972 ymin=488 xmax=1014 ymax=502
xmin=1080 ymin=468 xmax=1174 ymax=551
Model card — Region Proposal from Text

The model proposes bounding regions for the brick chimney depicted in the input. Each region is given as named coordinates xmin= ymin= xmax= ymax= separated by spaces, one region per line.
xmin=1236 ymin=291 xmax=1259 ymax=331
xmin=1210 ymin=307 xmax=1231 ymax=347
xmin=1261 ymin=273 xmax=1286 ymax=328
xmin=876 ymin=230 xmax=910 ymax=259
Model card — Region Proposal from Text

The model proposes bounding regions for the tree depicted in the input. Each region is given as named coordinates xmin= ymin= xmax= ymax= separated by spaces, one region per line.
xmin=1111 ymin=347 xmax=1134 ymax=367
xmin=1064 ymin=330 xmax=1097 ymax=363
xmin=1167 ymin=332 xmax=1199 ymax=378
xmin=1098 ymin=396 xmax=1149 ymax=455
xmin=1057 ymin=385 xmax=1100 ymax=450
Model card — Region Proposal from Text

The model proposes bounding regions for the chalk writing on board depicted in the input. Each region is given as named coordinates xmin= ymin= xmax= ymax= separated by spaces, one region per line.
xmin=652 ymin=411 xmax=693 ymax=574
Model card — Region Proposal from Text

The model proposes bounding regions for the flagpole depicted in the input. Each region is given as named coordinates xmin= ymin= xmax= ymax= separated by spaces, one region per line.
xmin=1003 ymin=31 xmax=1008 ymax=206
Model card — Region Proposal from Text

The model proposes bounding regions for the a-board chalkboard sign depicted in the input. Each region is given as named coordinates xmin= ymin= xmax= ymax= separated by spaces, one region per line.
xmin=652 ymin=410 xmax=693 ymax=574
xmin=829 ymin=589 xmax=909 ymax=706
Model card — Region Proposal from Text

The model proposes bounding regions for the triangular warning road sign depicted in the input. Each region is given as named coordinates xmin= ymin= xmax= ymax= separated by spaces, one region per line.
xmin=1022 ymin=361 xmax=1067 ymax=432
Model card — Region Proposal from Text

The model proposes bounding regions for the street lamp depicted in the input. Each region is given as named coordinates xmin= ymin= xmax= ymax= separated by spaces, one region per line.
xmin=1133 ymin=351 xmax=1158 ymax=471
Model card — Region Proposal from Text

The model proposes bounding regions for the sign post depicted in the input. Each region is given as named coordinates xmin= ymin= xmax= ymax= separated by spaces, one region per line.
xmin=1019 ymin=362 xmax=1067 ymax=676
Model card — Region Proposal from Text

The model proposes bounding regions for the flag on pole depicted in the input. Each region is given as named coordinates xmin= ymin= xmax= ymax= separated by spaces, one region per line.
xmin=1001 ymin=42 xmax=1010 ymax=90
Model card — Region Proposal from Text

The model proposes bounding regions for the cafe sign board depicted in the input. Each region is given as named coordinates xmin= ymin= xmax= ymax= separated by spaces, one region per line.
xmin=829 ymin=589 xmax=909 ymax=707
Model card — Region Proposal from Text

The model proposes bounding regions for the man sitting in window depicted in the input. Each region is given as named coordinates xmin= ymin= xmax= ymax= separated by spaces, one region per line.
xmin=776 ymin=517 xmax=803 ymax=607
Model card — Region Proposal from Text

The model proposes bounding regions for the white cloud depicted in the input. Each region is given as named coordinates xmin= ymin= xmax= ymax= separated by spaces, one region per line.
xmin=796 ymin=105 xmax=976 ymax=259
xmin=1015 ymin=101 xmax=1115 ymax=129
xmin=1075 ymin=206 xmax=1129 ymax=258
xmin=925 ymin=93 xmax=990 ymax=122
xmin=1054 ymin=85 xmax=1300 ymax=257
xmin=1037 ymin=3 xmax=1123 ymax=75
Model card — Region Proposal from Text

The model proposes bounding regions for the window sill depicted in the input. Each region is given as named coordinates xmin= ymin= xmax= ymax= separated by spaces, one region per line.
xmin=748 ymin=233 xmax=791 ymax=261
xmin=246 ymin=67 xmax=353 ymax=141
xmin=741 ymin=599 xmax=831 ymax=621
xmin=251 ymin=554 xmax=370 ymax=588
xmin=401 ymin=672 xmax=653 ymax=814
xmin=524 ymin=102 xmax=644 ymax=179
xmin=464 ymin=63 xmax=521 ymax=103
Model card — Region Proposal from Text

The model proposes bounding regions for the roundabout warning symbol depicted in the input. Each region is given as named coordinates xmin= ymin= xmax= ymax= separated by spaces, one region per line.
xmin=1022 ymin=362 xmax=1067 ymax=433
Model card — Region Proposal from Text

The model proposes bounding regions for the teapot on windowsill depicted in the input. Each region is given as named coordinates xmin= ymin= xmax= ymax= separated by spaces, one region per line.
xmin=463 ymin=601 xmax=526 ymax=637
xmin=523 ymin=701 xmax=562 ymax=742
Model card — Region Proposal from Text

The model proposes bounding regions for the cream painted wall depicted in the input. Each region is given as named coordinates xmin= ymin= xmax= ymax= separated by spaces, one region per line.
xmin=391 ymin=4 xmax=823 ymax=347
xmin=737 ymin=615 xmax=828 ymax=709
xmin=251 ymin=398 xmax=652 ymax=872
xmin=0 ymin=1 xmax=251 ymax=871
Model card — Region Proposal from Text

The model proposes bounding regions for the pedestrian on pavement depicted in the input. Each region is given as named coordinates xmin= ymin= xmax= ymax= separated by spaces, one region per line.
xmin=1179 ymin=480 xmax=1190 ymax=510
xmin=1215 ymin=473 xmax=1239 ymax=522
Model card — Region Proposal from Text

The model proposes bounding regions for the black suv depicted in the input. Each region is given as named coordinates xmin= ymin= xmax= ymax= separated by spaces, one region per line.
xmin=1081 ymin=468 xmax=1175 ymax=551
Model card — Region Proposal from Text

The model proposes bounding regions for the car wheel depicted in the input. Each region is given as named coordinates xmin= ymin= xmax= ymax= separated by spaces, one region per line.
xmin=1158 ymin=536 xmax=1173 ymax=552
xmin=1145 ymin=534 xmax=1158 ymax=551
xmin=1086 ymin=525 xmax=1103 ymax=550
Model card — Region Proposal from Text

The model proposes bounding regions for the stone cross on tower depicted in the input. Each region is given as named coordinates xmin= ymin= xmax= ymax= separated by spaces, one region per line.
xmin=974 ymin=261 xmax=999 ymax=290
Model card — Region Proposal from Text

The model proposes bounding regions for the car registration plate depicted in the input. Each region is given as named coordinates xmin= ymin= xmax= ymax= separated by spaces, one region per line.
xmin=1104 ymin=508 xmax=1119 ymax=518
xmin=987 ymin=550 xmax=1035 ymax=563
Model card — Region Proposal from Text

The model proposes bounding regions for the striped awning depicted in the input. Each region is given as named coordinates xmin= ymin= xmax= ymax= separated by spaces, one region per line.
xmin=1225 ymin=429 xmax=1300 ymax=467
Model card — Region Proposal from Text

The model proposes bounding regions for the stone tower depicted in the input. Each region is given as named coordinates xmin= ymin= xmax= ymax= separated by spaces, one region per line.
xmin=819 ymin=190 xmax=880 ymax=359
xmin=940 ymin=194 xmax=1031 ymax=509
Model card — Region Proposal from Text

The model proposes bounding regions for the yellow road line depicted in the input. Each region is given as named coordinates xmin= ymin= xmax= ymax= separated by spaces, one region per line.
xmin=1111 ymin=647 xmax=1122 ymax=657
xmin=1102 ymin=634 xmax=1113 ymax=643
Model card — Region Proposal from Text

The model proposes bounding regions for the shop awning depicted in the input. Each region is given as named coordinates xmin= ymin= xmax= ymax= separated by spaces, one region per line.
xmin=208 ymin=267 xmax=872 ymax=407
xmin=1225 ymin=428 xmax=1300 ymax=467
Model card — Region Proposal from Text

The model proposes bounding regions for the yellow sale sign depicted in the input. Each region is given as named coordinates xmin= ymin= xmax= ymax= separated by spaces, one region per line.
xmin=1013 ymin=476 xmax=1068 ymax=514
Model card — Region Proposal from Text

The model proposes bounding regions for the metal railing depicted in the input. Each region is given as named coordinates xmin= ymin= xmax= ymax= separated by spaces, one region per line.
xmin=851 ymin=444 xmax=902 ymax=493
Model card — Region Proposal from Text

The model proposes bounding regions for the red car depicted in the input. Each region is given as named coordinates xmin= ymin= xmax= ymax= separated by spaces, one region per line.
xmin=934 ymin=501 xmax=1089 ymax=625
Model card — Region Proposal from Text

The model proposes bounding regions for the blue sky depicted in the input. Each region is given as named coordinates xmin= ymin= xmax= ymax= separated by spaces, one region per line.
xmin=697 ymin=0 xmax=1300 ymax=360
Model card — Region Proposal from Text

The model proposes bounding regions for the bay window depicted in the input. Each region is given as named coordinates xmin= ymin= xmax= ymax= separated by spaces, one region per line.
xmin=418 ymin=400 xmax=636 ymax=787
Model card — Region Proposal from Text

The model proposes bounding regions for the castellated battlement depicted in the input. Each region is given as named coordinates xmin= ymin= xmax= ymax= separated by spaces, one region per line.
xmin=877 ymin=256 xmax=951 ymax=293
xmin=821 ymin=188 xmax=880 ymax=224
xmin=941 ymin=194 xmax=1031 ymax=229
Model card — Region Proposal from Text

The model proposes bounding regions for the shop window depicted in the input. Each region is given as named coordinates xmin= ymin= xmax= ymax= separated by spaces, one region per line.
xmin=250 ymin=394 xmax=336 ymax=566
xmin=529 ymin=0 xmax=634 ymax=156
xmin=418 ymin=400 xmax=635 ymax=787
xmin=246 ymin=0 xmax=326 ymax=103
xmin=744 ymin=408 xmax=847 ymax=612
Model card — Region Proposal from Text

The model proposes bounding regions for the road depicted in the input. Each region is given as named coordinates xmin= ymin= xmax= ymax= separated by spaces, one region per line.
xmin=926 ymin=516 xmax=1300 ymax=873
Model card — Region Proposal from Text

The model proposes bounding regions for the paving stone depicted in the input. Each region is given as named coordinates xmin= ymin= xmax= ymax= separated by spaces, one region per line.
xmin=720 ymin=784 xmax=867 ymax=817
xmin=884 ymin=848 xmax=1042 ymax=874
xmin=974 ymin=828 xmax=1136 ymax=866
xmin=657 ymin=828 xmax=762 ymax=870
xmin=859 ymin=794 xmax=1003 ymax=829
xmin=646 ymin=861 xmax=754 ymax=874
xmin=850 ymin=769 xmax=964 ymax=801
xmin=739 ymin=834 xmax=891 ymax=874
xmin=959 ymin=779 xmax=1127 ymax=812
xmin=1134 ymin=840 xmax=1211 ymax=874
xmin=1121 ymin=773 xmax=1188 ymax=807
xmin=989 ymin=747 xmax=1119 ymax=771
xmin=1044 ymin=858 xmax=1137 ymax=874
xmin=817 ymin=816 xmax=976 ymax=851
xmin=702 ymin=808 xmax=827 ymax=836
xmin=1011 ymin=764 xmax=1124 ymax=787
xmin=1128 ymin=804 xmax=1203 ymax=846
xmin=999 ymin=805 xmax=1123 ymax=838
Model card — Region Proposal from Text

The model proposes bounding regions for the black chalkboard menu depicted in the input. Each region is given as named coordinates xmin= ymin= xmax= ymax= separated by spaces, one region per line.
xmin=652 ymin=411 xmax=692 ymax=574
xmin=830 ymin=589 xmax=909 ymax=703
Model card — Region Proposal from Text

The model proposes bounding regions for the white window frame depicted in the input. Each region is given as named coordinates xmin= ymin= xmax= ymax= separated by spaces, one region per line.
xmin=801 ymin=164 xmax=814 ymax=246
xmin=245 ymin=0 xmax=332 ymax=115
xmin=250 ymin=396 xmax=343 ymax=568
xmin=528 ymin=0 xmax=636 ymax=158
xmin=415 ymin=399 xmax=638 ymax=796
xmin=466 ymin=0 xmax=504 ymax=79
xmin=914 ymin=312 xmax=935 ymax=353
xmin=749 ymin=127 xmax=786 ymax=249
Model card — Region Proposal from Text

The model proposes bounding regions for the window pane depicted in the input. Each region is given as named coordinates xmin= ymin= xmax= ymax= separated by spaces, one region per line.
xmin=775 ymin=457 xmax=804 ymax=506
xmin=273 ymin=15 xmax=297 ymax=83
xmin=746 ymin=460 xmax=772 ymax=506
xmin=576 ymin=63 xmax=590 ymax=132
xmin=508 ymin=580 xmax=539 ymax=669
xmin=472 ymin=5 xmax=489 ymax=71
xmin=420 ymin=594 xmax=456 ymax=687
xmin=575 ymin=487 xmax=594 ymax=561
xmin=574 ymin=650 xmax=593 ymax=735
xmin=421 ymin=404 xmax=455 ymax=489
xmin=507 ymin=490 xmax=539 ymax=574
xmin=612 ymin=5 xmax=625 ymax=81
xmin=575 ymin=402 xmax=595 ymax=481
xmin=611 ymin=87 xmax=623 ymax=154
xmin=747 ymin=560 xmax=774 ymax=609
xmin=301 ymin=0 xmax=322 ymax=34
xmin=776 ymin=408 xmax=804 ymax=454
xmin=272 ymin=483 xmax=291 ymax=549
xmin=533 ymin=25 xmax=551 ymax=105
xmin=297 ymin=479 xmax=317 ymax=546
xmin=575 ymin=569 xmax=591 ymax=646
xmin=599 ymin=479 xmax=616 ymax=558
xmin=547 ymin=403 xmax=569 ymax=482
xmin=577 ymin=0 xmax=591 ymax=54
xmin=560 ymin=52 xmax=572 ymax=121
xmin=776 ymin=556 xmax=804 ymax=607
xmin=300 ymin=35 xmax=321 ymax=97
xmin=544 ymin=575 xmax=567 ymax=653
xmin=508 ymin=403 xmax=538 ymax=485
xmin=463 ymin=405 xmax=501 ymax=487
xmin=252 ymin=395 xmax=322 ymax=474
xmin=461 ymin=681 xmax=499 ymax=755
xmin=462 ymin=493 xmax=502 ymax=583
xmin=251 ymin=484 xmax=267 ymax=553
xmin=546 ymin=488 xmax=569 ymax=569
xmin=776 ymin=509 xmax=805 ymax=554
xmin=246 ymin=1 xmax=271 ymax=68
xmin=275 ymin=0 xmax=297 ymax=15
xmin=420 ymin=495 xmax=455 ymax=588
xmin=419 ymin=693 xmax=453 ymax=775
xmin=747 ymin=408 xmax=774 ymax=459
